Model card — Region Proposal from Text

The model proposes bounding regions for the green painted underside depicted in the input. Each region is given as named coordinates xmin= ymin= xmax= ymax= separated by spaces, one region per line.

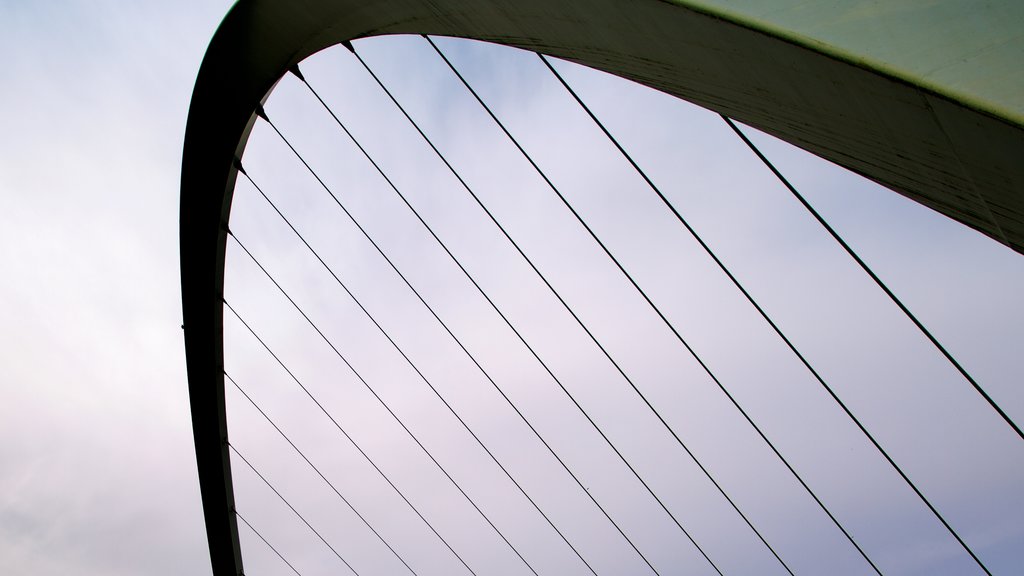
xmin=677 ymin=0 xmax=1024 ymax=126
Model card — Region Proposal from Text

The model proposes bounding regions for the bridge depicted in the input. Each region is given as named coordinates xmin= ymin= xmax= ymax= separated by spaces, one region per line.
xmin=182 ymin=2 xmax=1024 ymax=574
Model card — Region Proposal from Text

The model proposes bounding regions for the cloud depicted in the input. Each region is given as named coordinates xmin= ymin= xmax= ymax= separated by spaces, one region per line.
xmin=2 ymin=5 xmax=1021 ymax=576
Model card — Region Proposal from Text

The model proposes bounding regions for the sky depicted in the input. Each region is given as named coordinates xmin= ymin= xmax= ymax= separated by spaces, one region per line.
xmin=0 ymin=1 xmax=232 ymax=574
xmin=2 ymin=3 xmax=1023 ymax=576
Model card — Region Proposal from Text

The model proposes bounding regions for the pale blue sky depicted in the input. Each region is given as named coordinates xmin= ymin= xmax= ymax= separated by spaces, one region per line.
xmin=224 ymin=33 xmax=1024 ymax=576
xmin=1 ymin=3 xmax=1022 ymax=576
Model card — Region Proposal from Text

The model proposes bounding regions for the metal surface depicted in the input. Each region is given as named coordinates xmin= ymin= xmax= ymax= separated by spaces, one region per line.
xmin=181 ymin=1 xmax=1024 ymax=573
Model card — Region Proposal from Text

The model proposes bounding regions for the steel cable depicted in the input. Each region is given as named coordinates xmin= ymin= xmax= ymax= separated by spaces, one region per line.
xmin=248 ymin=105 xmax=674 ymax=575
xmin=224 ymin=299 xmax=480 ymax=576
xmin=227 ymin=220 xmax=598 ymax=576
xmin=225 ymin=371 xmax=420 ymax=576
xmin=235 ymin=509 xmax=304 ymax=576
xmin=537 ymin=53 xmax=884 ymax=576
xmin=722 ymin=116 xmax=995 ymax=575
xmin=230 ymin=443 xmax=361 ymax=576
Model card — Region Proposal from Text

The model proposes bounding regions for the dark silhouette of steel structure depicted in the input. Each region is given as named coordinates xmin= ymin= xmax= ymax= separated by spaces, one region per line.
xmin=181 ymin=1 xmax=1024 ymax=574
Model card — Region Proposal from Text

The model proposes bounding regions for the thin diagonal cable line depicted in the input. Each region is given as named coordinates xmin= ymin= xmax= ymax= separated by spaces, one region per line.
xmin=225 ymin=371 xmax=420 ymax=576
xmin=721 ymin=116 xmax=1023 ymax=444
xmin=292 ymin=51 xmax=720 ymax=569
xmin=229 ymin=443 xmax=361 ymax=576
xmin=721 ymin=116 xmax=995 ymax=575
xmin=433 ymin=35 xmax=994 ymax=575
xmin=235 ymin=509 xmax=303 ymax=576
xmin=422 ymin=37 xmax=792 ymax=574
xmin=227 ymin=278 xmax=528 ymax=573
xmin=227 ymin=197 xmax=542 ymax=576
xmin=223 ymin=299 xmax=479 ymax=576
xmin=537 ymin=54 xmax=882 ymax=576
xmin=226 ymin=183 xmax=537 ymax=576
xmin=305 ymin=45 xmax=779 ymax=575
xmin=247 ymin=109 xmax=670 ymax=576
xmin=226 ymin=223 xmax=599 ymax=576
xmin=425 ymin=40 xmax=795 ymax=574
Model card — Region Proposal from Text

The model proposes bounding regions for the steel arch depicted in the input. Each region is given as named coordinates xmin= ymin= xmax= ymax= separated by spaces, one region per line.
xmin=181 ymin=1 xmax=1024 ymax=573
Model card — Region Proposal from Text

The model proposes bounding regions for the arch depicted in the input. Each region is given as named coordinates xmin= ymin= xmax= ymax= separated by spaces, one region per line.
xmin=181 ymin=1 xmax=1024 ymax=573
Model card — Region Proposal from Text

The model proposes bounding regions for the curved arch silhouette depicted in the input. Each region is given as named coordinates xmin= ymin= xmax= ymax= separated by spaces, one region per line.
xmin=181 ymin=1 xmax=1024 ymax=573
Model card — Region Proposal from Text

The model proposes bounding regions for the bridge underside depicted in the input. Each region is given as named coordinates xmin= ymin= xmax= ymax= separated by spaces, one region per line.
xmin=187 ymin=0 xmax=1024 ymax=257
xmin=181 ymin=1 xmax=1024 ymax=574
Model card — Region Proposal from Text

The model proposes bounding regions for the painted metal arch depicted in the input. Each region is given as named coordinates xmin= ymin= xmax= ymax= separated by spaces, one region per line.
xmin=181 ymin=1 xmax=1024 ymax=573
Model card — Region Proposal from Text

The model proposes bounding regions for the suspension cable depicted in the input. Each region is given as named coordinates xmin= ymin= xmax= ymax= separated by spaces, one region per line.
xmin=223 ymin=299 xmax=479 ymax=576
xmin=229 ymin=443 xmax=361 ymax=576
xmin=721 ymin=116 xmax=995 ymax=575
xmin=225 ymin=371 xmax=420 ymax=576
xmin=226 ymin=221 xmax=598 ymax=576
xmin=536 ymin=53 xmax=883 ymax=576
xmin=219 ymin=35 xmax=1010 ymax=576
xmin=424 ymin=36 xmax=797 ymax=574
xmin=721 ymin=116 xmax=1022 ymax=444
xmin=322 ymin=39 xmax=802 ymax=575
xmin=235 ymin=509 xmax=304 ymax=576
xmin=430 ymin=35 xmax=992 ymax=574
xmin=245 ymin=109 xmax=672 ymax=575
xmin=226 ymin=184 xmax=539 ymax=576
